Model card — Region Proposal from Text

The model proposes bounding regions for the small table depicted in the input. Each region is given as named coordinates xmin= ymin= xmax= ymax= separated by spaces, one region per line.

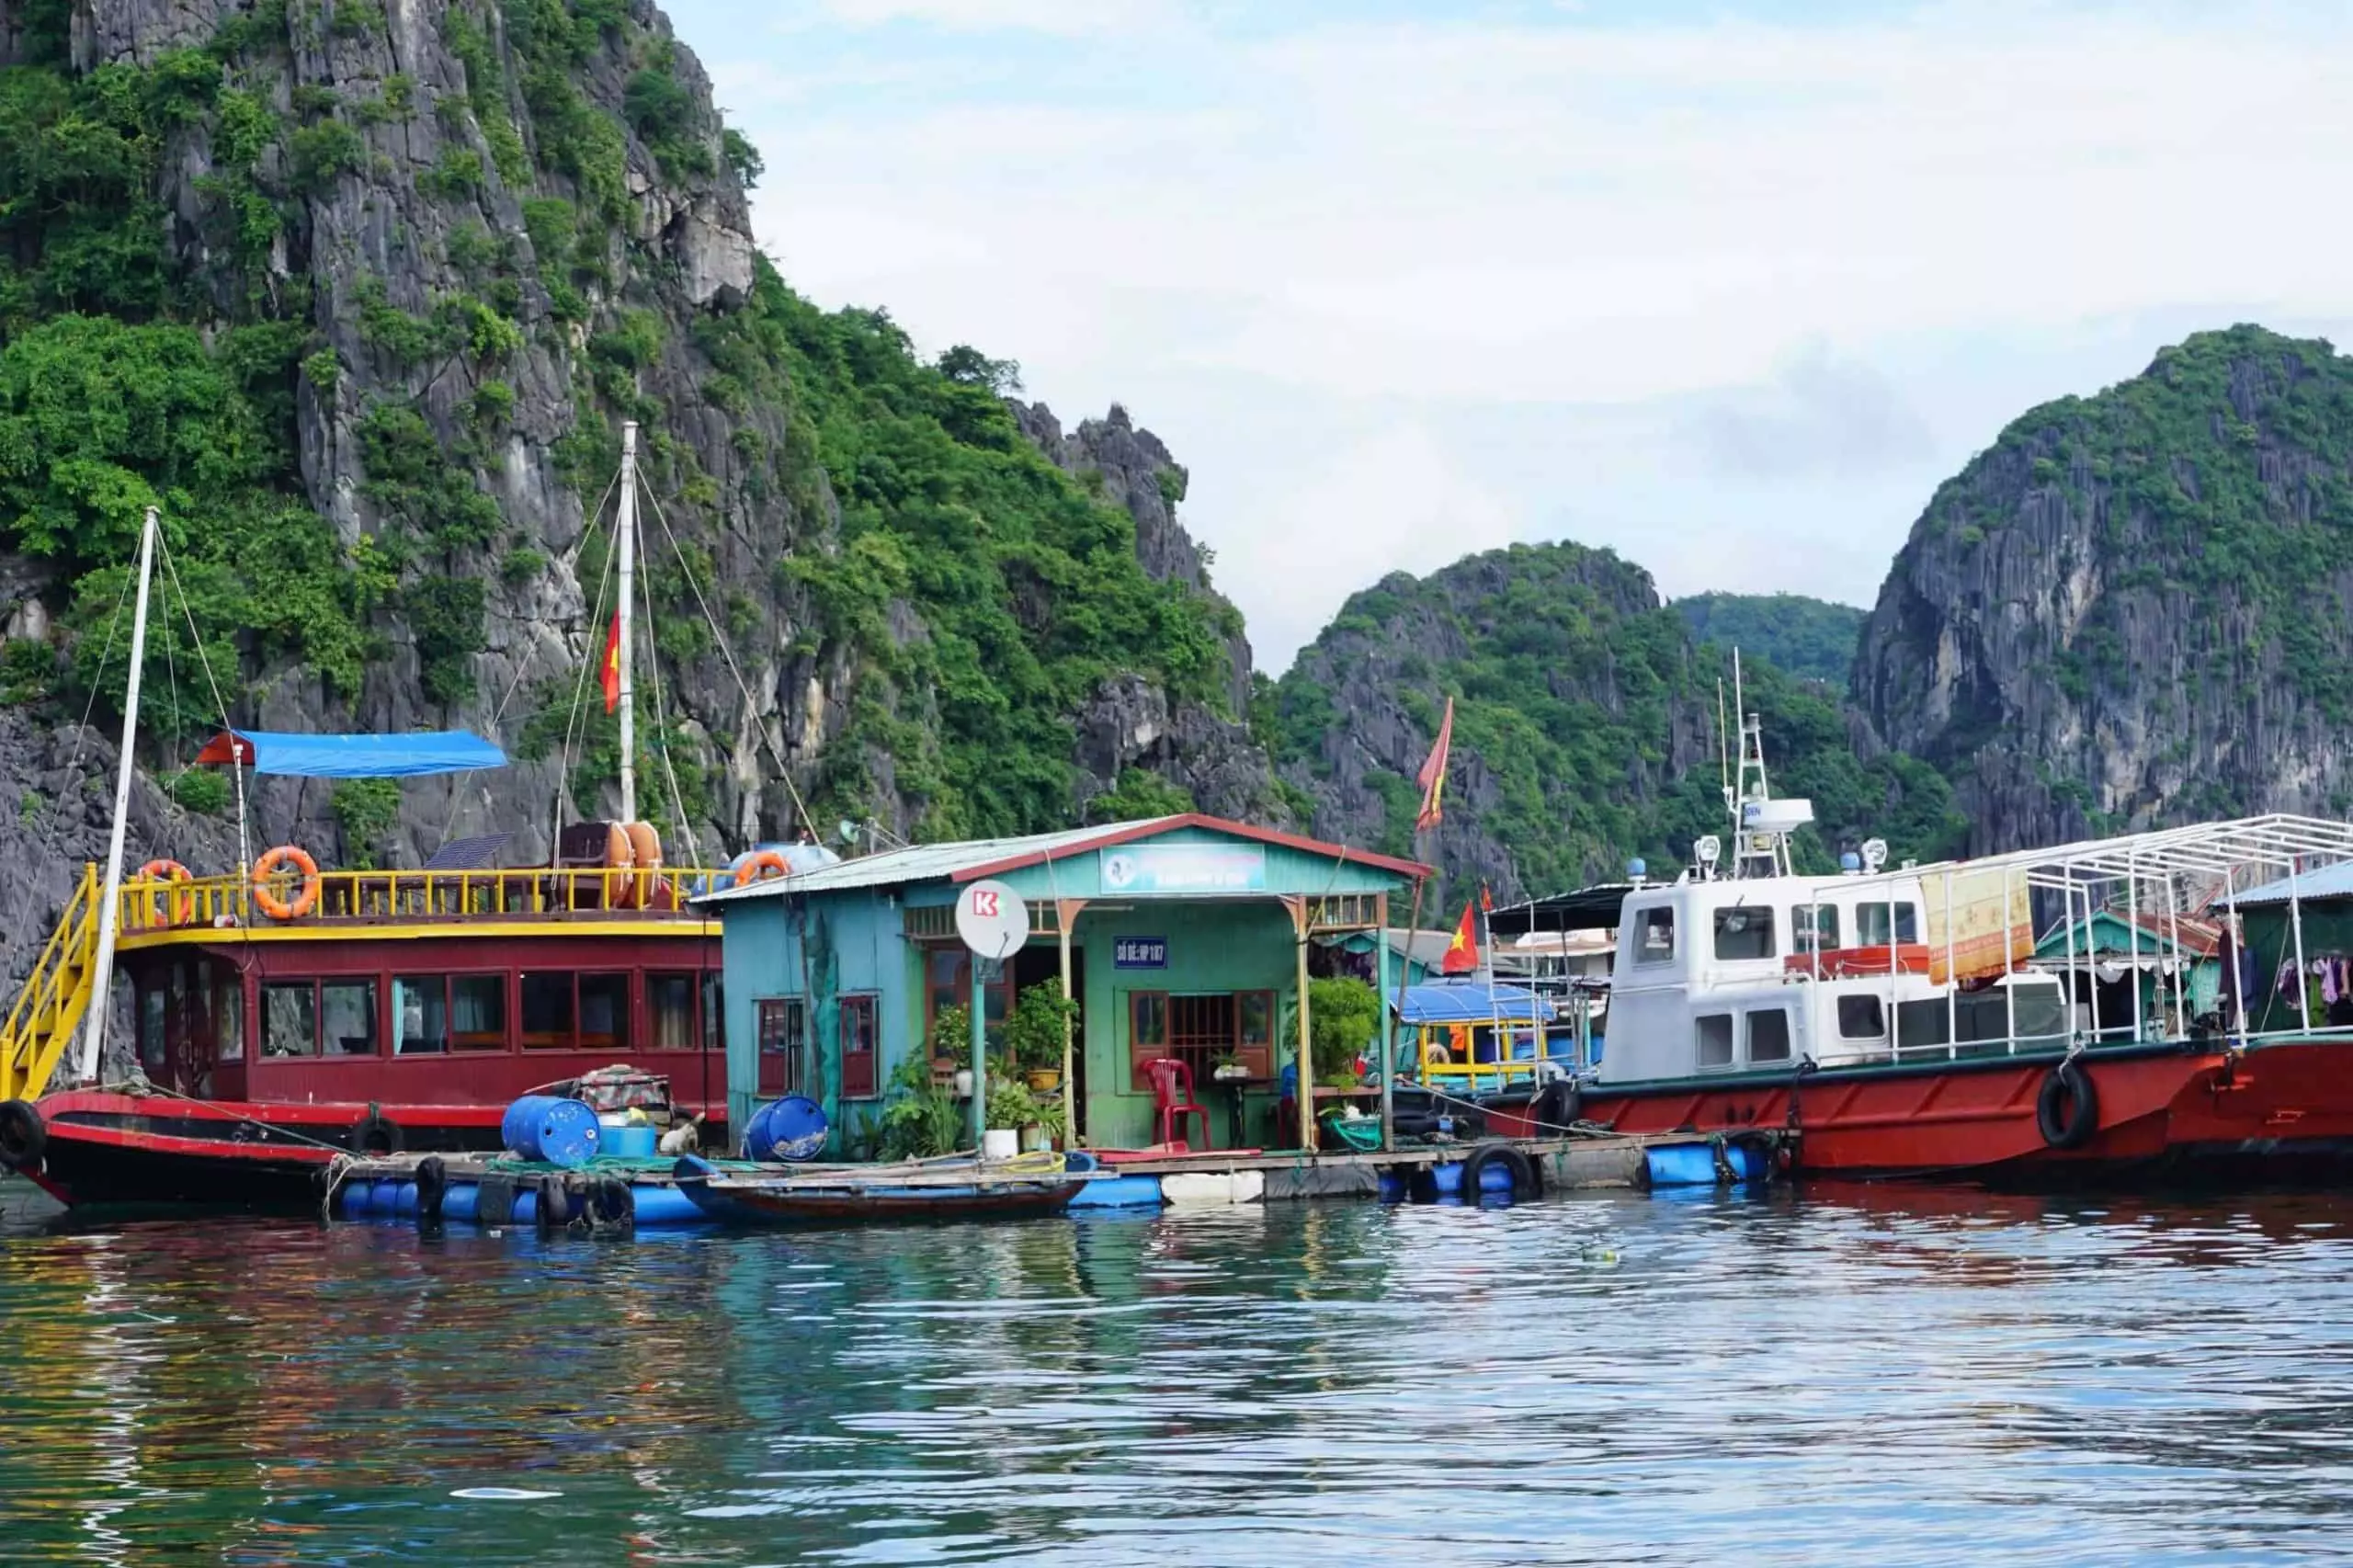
xmin=1211 ymin=1074 xmax=1275 ymax=1147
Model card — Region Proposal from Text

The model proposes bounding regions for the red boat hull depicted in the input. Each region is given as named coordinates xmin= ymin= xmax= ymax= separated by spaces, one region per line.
xmin=1580 ymin=1044 xmax=2228 ymax=1177
xmin=15 ymin=1090 xmax=726 ymax=1211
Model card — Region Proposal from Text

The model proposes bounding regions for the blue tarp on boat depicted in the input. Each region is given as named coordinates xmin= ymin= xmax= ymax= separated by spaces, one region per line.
xmin=1391 ymin=982 xmax=1556 ymax=1027
xmin=194 ymin=729 xmax=507 ymax=778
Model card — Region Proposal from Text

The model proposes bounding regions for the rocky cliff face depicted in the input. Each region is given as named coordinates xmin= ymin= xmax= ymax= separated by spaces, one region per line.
xmin=0 ymin=0 xmax=1270 ymax=982
xmin=1856 ymin=325 xmax=2353 ymax=854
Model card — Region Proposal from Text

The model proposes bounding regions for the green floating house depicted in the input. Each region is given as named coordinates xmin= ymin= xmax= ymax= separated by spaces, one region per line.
xmin=695 ymin=814 xmax=1427 ymax=1153
xmin=2032 ymin=905 xmax=2222 ymax=1041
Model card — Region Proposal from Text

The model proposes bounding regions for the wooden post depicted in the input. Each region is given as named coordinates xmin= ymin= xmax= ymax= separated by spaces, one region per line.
xmin=1059 ymin=897 xmax=1086 ymax=1146
xmin=1291 ymin=896 xmax=1314 ymax=1151
xmin=1386 ymin=880 xmax=1423 ymax=1153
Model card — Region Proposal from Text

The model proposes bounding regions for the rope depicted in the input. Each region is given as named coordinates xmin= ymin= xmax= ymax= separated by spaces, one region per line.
xmin=98 ymin=1076 xmax=352 ymax=1154
xmin=635 ymin=506 xmax=703 ymax=866
xmin=64 ymin=564 xmax=138 ymax=778
xmin=556 ymin=467 xmax=626 ymax=827
xmin=1392 ymin=1078 xmax=1612 ymax=1141
xmin=639 ymin=481 xmax=816 ymax=837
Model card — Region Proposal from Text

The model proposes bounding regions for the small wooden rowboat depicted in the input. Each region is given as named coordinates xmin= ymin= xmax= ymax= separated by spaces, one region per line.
xmin=671 ymin=1152 xmax=1088 ymax=1226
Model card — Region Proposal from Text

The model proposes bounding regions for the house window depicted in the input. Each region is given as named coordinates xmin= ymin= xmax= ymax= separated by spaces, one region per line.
xmin=1795 ymin=903 xmax=1841 ymax=953
xmin=394 ymin=976 xmax=449 ymax=1054
xmin=1130 ymin=991 xmax=1169 ymax=1089
xmin=1837 ymin=994 xmax=1887 ymax=1040
xmin=1696 ymin=1013 xmax=1734 ymax=1068
xmin=840 ymin=994 xmax=879 ymax=1098
xmin=579 ymin=973 xmax=630 ymax=1051
xmin=262 ymin=982 xmax=317 ymax=1057
xmin=1857 ymin=903 xmax=1920 ymax=946
xmin=925 ymin=948 xmax=1009 ymax=1041
xmin=1713 ymin=905 xmax=1776 ymax=960
xmin=1746 ymin=1007 xmax=1792 ymax=1062
xmin=650 ymin=972 xmax=698 ymax=1050
xmin=1634 ymin=907 xmax=1676 ymax=965
xmin=757 ymin=996 xmax=806 ymax=1096
xmin=520 ymin=971 xmax=575 ymax=1049
xmin=1238 ymin=990 xmax=1274 ymax=1078
xmin=450 ymin=975 xmax=506 ymax=1051
xmin=322 ymin=981 xmax=378 ymax=1056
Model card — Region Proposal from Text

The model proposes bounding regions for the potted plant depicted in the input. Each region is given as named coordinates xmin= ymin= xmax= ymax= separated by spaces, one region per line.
xmin=929 ymin=1002 xmax=971 ymax=1085
xmin=878 ymin=1054 xmax=962 ymax=1160
xmin=1211 ymin=1052 xmax=1246 ymax=1083
xmin=1003 ymin=979 xmax=1078 ymax=1093
xmin=987 ymin=1077 xmax=1069 ymax=1153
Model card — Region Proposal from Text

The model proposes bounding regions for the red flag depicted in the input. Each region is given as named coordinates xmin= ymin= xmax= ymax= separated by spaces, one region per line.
xmin=600 ymin=610 xmax=622 ymax=714
xmin=1479 ymin=881 xmax=1494 ymax=914
xmin=1440 ymin=899 xmax=1478 ymax=975
xmin=1415 ymin=696 xmax=1455 ymax=832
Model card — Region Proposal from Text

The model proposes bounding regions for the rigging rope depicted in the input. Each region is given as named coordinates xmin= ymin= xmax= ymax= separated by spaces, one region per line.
xmin=639 ymin=482 xmax=817 ymax=838
xmin=632 ymin=496 xmax=703 ymax=868
xmin=63 ymin=565 xmax=138 ymax=778
xmin=555 ymin=472 xmax=624 ymax=830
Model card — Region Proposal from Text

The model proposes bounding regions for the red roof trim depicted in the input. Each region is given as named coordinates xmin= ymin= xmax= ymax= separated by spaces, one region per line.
xmin=950 ymin=812 xmax=1431 ymax=884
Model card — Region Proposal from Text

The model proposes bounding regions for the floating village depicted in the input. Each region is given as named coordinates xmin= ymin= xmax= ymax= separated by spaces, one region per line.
xmin=10 ymin=426 xmax=2353 ymax=1236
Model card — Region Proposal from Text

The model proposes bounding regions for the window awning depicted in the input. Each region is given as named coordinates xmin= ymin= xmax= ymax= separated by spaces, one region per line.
xmin=192 ymin=729 xmax=507 ymax=778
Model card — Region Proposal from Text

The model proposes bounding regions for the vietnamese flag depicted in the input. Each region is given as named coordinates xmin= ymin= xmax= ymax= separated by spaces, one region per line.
xmin=600 ymin=610 xmax=622 ymax=713
xmin=1440 ymin=898 xmax=1478 ymax=975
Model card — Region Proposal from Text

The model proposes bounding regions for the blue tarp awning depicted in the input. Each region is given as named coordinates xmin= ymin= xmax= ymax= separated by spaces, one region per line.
xmin=1391 ymin=982 xmax=1556 ymax=1028
xmin=194 ymin=729 xmax=507 ymax=778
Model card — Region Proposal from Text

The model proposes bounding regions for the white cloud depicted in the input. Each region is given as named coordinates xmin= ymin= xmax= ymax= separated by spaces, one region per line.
xmin=668 ymin=0 xmax=2353 ymax=668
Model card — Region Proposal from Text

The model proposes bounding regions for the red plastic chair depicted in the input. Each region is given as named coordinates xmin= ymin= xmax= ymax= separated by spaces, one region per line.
xmin=1142 ymin=1057 xmax=1211 ymax=1152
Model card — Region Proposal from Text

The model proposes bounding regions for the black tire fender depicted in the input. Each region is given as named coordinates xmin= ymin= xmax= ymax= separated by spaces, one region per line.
xmin=1530 ymin=1079 xmax=1581 ymax=1134
xmin=350 ymin=1111 xmax=404 ymax=1155
xmin=2036 ymin=1058 xmax=2099 ymax=1151
xmin=414 ymin=1155 xmax=448 ymax=1223
xmin=592 ymin=1176 xmax=634 ymax=1229
xmin=1461 ymin=1140 xmax=1537 ymax=1199
xmin=0 ymin=1098 xmax=46 ymax=1174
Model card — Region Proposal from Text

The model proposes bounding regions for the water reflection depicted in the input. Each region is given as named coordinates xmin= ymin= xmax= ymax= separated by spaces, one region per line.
xmin=3 ymin=1190 xmax=2353 ymax=1563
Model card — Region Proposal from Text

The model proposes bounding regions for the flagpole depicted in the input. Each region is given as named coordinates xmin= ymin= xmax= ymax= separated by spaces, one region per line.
xmin=1397 ymin=693 xmax=1453 ymax=1155
xmin=616 ymin=418 xmax=638 ymax=824
xmin=1480 ymin=886 xmax=1500 ymax=1098
xmin=1385 ymin=861 xmax=1424 ymax=1154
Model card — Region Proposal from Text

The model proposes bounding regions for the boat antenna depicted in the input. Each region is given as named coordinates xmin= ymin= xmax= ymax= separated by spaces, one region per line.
xmin=616 ymin=419 xmax=639 ymax=825
xmin=1716 ymin=676 xmax=1731 ymax=814
xmin=80 ymin=505 xmax=158 ymax=1084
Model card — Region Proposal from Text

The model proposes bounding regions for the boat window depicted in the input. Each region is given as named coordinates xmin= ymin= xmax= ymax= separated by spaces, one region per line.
xmin=450 ymin=975 xmax=506 ymax=1051
xmin=213 ymin=968 xmax=243 ymax=1062
xmin=1634 ymin=907 xmax=1676 ymax=965
xmin=580 ymin=973 xmax=630 ymax=1051
xmin=650 ymin=973 xmax=697 ymax=1050
xmin=323 ymin=981 xmax=377 ymax=1056
xmin=2008 ymin=981 xmax=2067 ymax=1043
xmin=840 ymin=994 xmax=879 ymax=1098
xmin=1837 ymin=994 xmax=1887 ymax=1039
xmin=1746 ymin=1007 xmax=1792 ymax=1062
xmin=1857 ymin=903 xmax=1920 ymax=946
xmin=263 ymin=982 xmax=317 ymax=1056
xmin=1794 ymin=903 xmax=1840 ymax=953
xmin=1713 ymin=905 xmax=1776 ymax=960
xmin=394 ymin=976 xmax=449 ymax=1054
xmin=1696 ymin=1013 xmax=1733 ymax=1067
xmin=138 ymin=984 xmax=166 ymax=1075
xmin=701 ymin=973 xmax=722 ymax=1052
xmin=520 ymin=971 xmax=575 ymax=1049
xmin=1895 ymin=999 xmax=1949 ymax=1050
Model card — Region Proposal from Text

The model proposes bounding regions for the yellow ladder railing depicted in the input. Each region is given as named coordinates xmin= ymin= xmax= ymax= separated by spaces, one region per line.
xmin=0 ymin=863 xmax=100 ymax=1103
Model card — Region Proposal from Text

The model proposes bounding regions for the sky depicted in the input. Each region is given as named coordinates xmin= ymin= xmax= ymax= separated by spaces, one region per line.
xmin=662 ymin=0 xmax=2353 ymax=672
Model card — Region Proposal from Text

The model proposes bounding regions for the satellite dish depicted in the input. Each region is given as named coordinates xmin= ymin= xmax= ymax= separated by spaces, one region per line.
xmin=955 ymin=879 xmax=1029 ymax=960
xmin=837 ymin=819 xmax=861 ymax=846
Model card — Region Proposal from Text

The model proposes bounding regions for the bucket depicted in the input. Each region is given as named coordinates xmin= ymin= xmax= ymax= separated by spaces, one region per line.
xmin=981 ymin=1129 xmax=1018 ymax=1161
xmin=745 ymin=1096 xmax=828 ymax=1162
xmin=501 ymin=1095 xmax=602 ymax=1167
xmin=606 ymin=1124 xmax=659 ymax=1159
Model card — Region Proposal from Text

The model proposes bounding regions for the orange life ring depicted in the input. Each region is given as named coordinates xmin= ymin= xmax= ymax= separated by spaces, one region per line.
xmin=132 ymin=858 xmax=194 ymax=926
xmin=253 ymin=845 xmax=321 ymax=921
xmin=618 ymin=821 xmax=664 ymax=909
xmin=730 ymin=848 xmax=792 ymax=888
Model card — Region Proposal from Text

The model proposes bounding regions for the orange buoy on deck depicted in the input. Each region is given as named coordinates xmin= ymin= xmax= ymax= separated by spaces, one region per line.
xmin=132 ymin=858 xmax=194 ymax=926
xmin=253 ymin=845 xmax=321 ymax=920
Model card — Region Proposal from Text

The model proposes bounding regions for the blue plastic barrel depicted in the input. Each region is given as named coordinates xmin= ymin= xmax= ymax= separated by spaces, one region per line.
xmin=1644 ymin=1143 xmax=1722 ymax=1187
xmin=501 ymin=1095 xmax=601 ymax=1167
xmin=441 ymin=1181 xmax=480 ymax=1223
xmin=1431 ymin=1161 xmax=1464 ymax=1197
xmin=338 ymin=1181 xmax=370 ymax=1218
xmin=1067 ymin=1174 xmax=1165 ymax=1210
xmin=631 ymin=1185 xmax=704 ymax=1226
xmin=745 ymin=1096 xmax=827 ymax=1162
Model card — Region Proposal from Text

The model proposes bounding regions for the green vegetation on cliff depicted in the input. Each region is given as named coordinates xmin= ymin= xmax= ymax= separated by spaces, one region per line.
xmin=1674 ymin=592 xmax=1863 ymax=686
xmin=1267 ymin=542 xmax=1964 ymax=892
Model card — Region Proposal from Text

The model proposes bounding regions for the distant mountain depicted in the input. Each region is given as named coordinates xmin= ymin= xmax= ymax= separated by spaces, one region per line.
xmin=1858 ymin=324 xmax=2353 ymax=854
xmin=1675 ymin=593 xmax=1864 ymax=685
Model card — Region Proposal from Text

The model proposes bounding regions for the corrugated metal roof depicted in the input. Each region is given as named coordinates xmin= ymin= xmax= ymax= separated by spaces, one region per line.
xmin=2229 ymin=860 xmax=2353 ymax=906
xmin=693 ymin=818 xmax=1181 ymax=904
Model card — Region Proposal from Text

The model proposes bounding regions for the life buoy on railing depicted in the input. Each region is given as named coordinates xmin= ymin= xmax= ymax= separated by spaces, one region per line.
xmin=729 ymin=848 xmax=792 ymax=889
xmin=619 ymin=821 xmax=664 ymax=909
xmin=1782 ymin=944 xmax=1934 ymax=979
xmin=132 ymin=858 xmax=194 ymax=926
xmin=253 ymin=845 xmax=322 ymax=921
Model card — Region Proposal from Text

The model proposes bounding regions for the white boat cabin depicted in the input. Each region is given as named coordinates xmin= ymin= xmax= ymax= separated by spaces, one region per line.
xmin=1596 ymin=871 xmax=2068 ymax=1085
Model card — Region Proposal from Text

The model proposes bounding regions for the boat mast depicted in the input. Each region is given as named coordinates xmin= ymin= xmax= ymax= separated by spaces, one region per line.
xmin=616 ymin=419 xmax=638 ymax=824
xmin=79 ymin=506 xmax=158 ymax=1084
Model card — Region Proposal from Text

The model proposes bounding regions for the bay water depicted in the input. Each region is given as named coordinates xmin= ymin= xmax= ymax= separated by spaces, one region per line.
xmin=4 ymin=1184 xmax=2352 ymax=1564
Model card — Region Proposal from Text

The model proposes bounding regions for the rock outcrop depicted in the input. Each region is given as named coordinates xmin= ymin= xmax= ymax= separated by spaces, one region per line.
xmin=1855 ymin=325 xmax=2353 ymax=854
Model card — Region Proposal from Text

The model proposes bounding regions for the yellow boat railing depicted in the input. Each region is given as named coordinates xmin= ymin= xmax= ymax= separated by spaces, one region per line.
xmin=116 ymin=865 xmax=736 ymax=934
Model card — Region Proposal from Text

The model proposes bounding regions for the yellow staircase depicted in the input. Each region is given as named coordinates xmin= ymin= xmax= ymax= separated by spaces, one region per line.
xmin=0 ymin=864 xmax=100 ymax=1103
